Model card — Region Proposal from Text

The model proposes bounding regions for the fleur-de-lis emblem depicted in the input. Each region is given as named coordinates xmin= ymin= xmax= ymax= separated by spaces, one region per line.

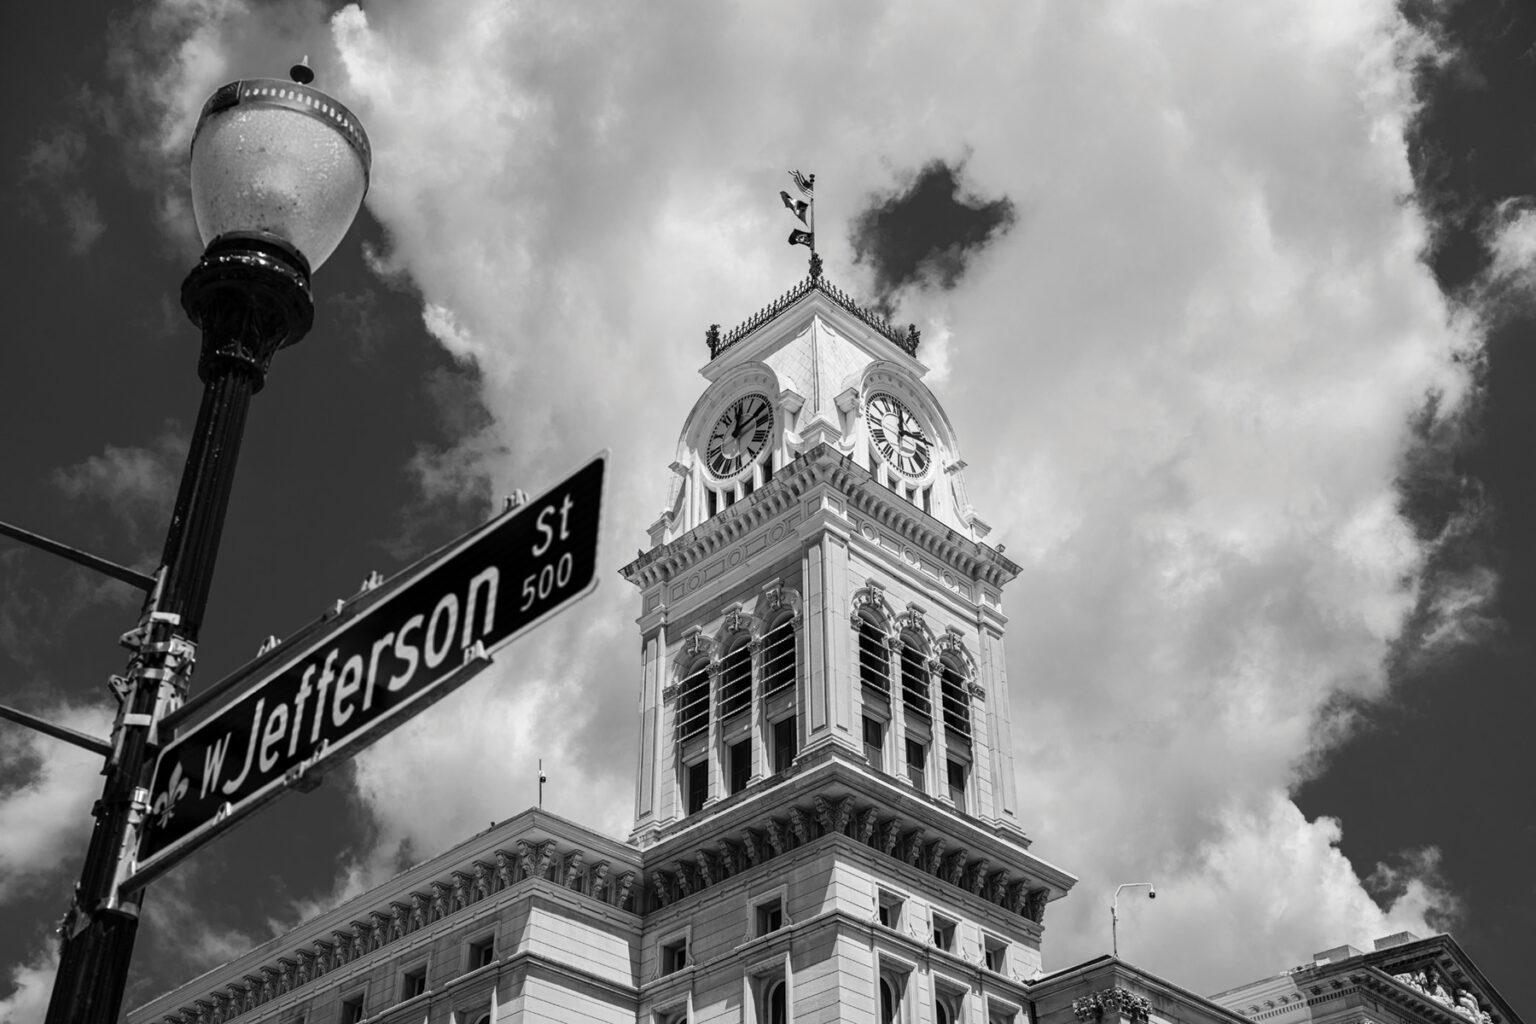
xmin=152 ymin=761 xmax=189 ymax=829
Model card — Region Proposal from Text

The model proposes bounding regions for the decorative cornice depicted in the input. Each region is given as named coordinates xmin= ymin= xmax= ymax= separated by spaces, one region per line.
xmin=621 ymin=446 xmax=1019 ymax=592
xmin=708 ymin=273 xmax=920 ymax=360
xmin=138 ymin=811 xmax=642 ymax=1024
xmin=1073 ymin=988 xmax=1153 ymax=1023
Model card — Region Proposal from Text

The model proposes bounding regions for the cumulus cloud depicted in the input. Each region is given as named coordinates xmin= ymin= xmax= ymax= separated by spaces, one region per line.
xmin=0 ymin=942 xmax=58 ymax=1024
xmin=52 ymin=427 xmax=188 ymax=552
xmin=100 ymin=0 xmax=1495 ymax=997
xmin=17 ymin=126 xmax=106 ymax=256
xmin=0 ymin=701 xmax=113 ymax=903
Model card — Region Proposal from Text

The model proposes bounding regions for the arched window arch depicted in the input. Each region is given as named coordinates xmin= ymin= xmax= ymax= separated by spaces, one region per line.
xmin=718 ymin=635 xmax=752 ymax=718
xmin=762 ymin=978 xmax=787 ymax=1024
xmin=761 ymin=611 xmax=797 ymax=695
xmin=938 ymin=654 xmax=971 ymax=741
xmin=857 ymin=610 xmax=891 ymax=695
xmin=677 ymin=657 xmax=711 ymax=741
xmin=899 ymin=631 xmax=931 ymax=718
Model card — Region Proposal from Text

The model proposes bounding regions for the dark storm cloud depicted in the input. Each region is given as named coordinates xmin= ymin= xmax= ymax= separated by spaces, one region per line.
xmin=850 ymin=159 xmax=1018 ymax=315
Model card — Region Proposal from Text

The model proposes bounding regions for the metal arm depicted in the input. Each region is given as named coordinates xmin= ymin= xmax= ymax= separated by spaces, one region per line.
xmin=1111 ymin=882 xmax=1156 ymax=958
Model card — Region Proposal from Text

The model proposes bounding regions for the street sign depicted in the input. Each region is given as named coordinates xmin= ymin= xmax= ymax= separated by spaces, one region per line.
xmin=127 ymin=453 xmax=606 ymax=891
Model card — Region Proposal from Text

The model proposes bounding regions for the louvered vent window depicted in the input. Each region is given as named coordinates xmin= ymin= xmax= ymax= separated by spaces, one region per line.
xmin=677 ymin=661 xmax=710 ymax=741
xmin=940 ymin=659 xmax=971 ymax=741
xmin=718 ymin=639 xmax=752 ymax=719
xmin=762 ymin=615 xmax=796 ymax=695
xmin=858 ymin=617 xmax=890 ymax=694
xmin=900 ymin=635 xmax=931 ymax=719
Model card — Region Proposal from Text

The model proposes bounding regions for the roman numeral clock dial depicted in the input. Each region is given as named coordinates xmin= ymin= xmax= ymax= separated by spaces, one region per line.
xmin=705 ymin=393 xmax=775 ymax=478
xmin=866 ymin=392 xmax=932 ymax=478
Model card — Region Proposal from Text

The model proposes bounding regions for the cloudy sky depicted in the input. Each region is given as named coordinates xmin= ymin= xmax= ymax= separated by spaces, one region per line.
xmin=2 ymin=0 xmax=1533 ymax=1020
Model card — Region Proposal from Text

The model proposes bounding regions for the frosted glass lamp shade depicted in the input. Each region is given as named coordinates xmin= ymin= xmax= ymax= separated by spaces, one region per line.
xmin=190 ymin=79 xmax=371 ymax=272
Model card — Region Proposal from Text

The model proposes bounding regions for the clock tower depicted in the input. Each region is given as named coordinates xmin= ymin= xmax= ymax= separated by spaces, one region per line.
xmin=620 ymin=259 xmax=1075 ymax=1023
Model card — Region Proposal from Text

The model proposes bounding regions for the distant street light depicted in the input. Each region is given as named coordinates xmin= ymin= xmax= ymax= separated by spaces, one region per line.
xmin=1112 ymin=881 xmax=1157 ymax=958
xmin=44 ymin=65 xmax=369 ymax=1024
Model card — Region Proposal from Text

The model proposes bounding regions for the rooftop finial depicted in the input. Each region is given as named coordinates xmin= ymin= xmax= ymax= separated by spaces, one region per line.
xmin=809 ymin=251 xmax=823 ymax=280
xmin=289 ymin=56 xmax=314 ymax=84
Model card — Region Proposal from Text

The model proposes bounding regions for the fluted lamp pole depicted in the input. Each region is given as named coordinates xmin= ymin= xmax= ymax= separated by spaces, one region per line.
xmin=45 ymin=66 xmax=369 ymax=1024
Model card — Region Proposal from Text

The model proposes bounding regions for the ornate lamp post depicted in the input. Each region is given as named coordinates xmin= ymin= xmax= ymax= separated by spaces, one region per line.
xmin=45 ymin=67 xmax=369 ymax=1024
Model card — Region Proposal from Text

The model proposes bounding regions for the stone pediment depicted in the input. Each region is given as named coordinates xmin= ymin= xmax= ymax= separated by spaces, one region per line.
xmin=1350 ymin=935 xmax=1520 ymax=1024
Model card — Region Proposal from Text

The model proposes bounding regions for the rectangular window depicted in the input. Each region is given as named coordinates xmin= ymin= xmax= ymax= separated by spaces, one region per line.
xmin=338 ymin=995 xmax=365 ymax=1024
xmin=685 ymin=760 xmax=708 ymax=815
xmin=707 ymin=489 xmax=718 ymax=518
xmin=468 ymin=935 xmax=495 ymax=970
xmin=772 ymin=715 xmax=797 ymax=773
xmin=661 ymin=937 xmax=689 ymax=974
xmin=984 ymin=936 xmax=1009 ymax=974
xmin=947 ymin=759 xmax=968 ymax=811
xmin=729 ymin=738 xmax=752 ymax=795
xmin=863 ymin=716 xmax=885 ymax=770
xmin=762 ymin=456 xmax=774 ymax=485
xmin=755 ymin=896 xmax=784 ymax=936
xmin=743 ymin=476 xmax=755 ymax=497
xmin=905 ymin=737 xmax=926 ymax=792
xmin=932 ymin=914 xmax=956 ymax=951
xmin=400 ymin=965 xmax=426 ymax=1001
xmin=877 ymin=889 xmax=904 ymax=930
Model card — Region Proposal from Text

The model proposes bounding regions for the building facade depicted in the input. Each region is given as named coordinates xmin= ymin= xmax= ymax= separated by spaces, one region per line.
xmin=127 ymin=265 xmax=1524 ymax=1024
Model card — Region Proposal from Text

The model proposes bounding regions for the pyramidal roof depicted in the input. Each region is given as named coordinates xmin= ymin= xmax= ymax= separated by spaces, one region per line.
xmin=705 ymin=253 xmax=921 ymax=361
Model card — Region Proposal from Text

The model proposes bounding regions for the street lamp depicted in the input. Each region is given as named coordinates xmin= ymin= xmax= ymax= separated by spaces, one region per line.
xmin=1111 ymin=881 xmax=1157 ymax=958
xmin=45 ymin=67 xmax=369 ymax=1024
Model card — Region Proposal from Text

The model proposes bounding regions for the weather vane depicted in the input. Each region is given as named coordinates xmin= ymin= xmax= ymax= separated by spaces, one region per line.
xmin=782 ymin=170 xmax=815 ymax=272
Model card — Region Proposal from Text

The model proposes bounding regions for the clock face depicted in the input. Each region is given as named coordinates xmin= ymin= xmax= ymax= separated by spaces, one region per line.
xmin=705 ymin=393 xmax=775 ymax=478
xmin=866 ymin=392 xmax=933 ymax=478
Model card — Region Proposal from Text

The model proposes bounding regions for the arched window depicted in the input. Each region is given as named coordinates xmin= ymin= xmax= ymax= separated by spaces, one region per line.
xmin=899 ymin=632 xmax=931 ymax=718
xmin=677 ymin=659 xmax=710 ymax=741
xmin=880 ymin=976 xmax=901 ymax=1024
xmin=857 ymin=612 xmax=890 ymax=695
xmin=939 ymin=656 xmax=971 ymax=741
xmin=761 ymin=613 xmax=796 ymax=695
xmin=718 ymin=637 xmax=752 ymax=718
xmin=763 ymin=978 xmax=787 ymax=1024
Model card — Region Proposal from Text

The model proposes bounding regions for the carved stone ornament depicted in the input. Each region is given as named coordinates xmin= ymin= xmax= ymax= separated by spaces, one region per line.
xmin=896 ymin=603 xmax=927 ymax=637
xmin=1025 ymin=887 xmax=1050 ymax=924
xmin=722 ymin=605 xmax=754 ymax=638
xmin=849 ymin=581 xmax=888 ymax=629
xmin=473 ymin=862 xmax=492 ymax=900
xmin=967 ymin=681 xmax=987 ymax=701
xmin=564 ymin=850 xmax=584 ymax=887
xmin=682 ymin=628 xmax=713 ymax=659
xmin=1073 ymin=988 xmax=1152 ymax=1024
xmin=762 ymin=579 xmax=786 ymax=611
xmin=591 ymin=860 xmax=611 ymax=898
xmin=615 ymin=870 xmax=637 ymax=910
xmin=789 ymin=806 xmax=810 ymax=844
xmin=494 ymin=849 xmax=516 ymax=889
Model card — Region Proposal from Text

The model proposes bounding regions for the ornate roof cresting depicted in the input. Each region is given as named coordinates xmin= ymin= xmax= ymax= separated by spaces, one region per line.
xmin=707 ymin=271 xmax=920 ymax=360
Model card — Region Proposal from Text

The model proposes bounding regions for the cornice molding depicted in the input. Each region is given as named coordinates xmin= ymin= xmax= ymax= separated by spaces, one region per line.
xmin=621 ymin=445 xmax=1019 ymax=592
